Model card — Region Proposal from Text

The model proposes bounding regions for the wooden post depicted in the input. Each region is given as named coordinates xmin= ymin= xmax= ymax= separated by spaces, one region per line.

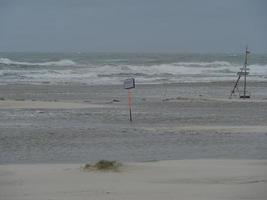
xmin=124 ymin=78 xmax=135 ymax=122
xmin=128 ymin=89 xmax=132 ymax=122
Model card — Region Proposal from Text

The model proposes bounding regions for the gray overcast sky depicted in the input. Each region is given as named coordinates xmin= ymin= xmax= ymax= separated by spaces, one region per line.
xmin=0 ymin=0 xmax=266 ymax=53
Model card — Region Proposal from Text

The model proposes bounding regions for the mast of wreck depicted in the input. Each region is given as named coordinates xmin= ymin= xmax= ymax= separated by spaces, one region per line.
xmin=243 ymin=46 xmax=249 ymax=98
xmin=229 ymin=46 xmax=250 ymax=99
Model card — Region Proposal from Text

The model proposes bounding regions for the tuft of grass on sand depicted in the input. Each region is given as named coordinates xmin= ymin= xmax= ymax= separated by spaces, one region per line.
xmin=83 ymin=160 xmax=122 ymax=172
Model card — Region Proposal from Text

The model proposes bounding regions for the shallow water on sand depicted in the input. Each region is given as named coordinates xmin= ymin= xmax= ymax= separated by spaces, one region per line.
xmin=0 ymin=82 xmax=267 ymax=163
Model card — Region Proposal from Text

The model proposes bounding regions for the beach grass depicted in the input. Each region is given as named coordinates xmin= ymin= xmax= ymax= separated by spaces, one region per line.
xmin=83 ymin=160 xmax=122 ymax=172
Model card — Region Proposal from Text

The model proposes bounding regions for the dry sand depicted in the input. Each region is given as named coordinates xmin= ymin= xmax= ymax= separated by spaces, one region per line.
xmin=1 ymin=160 xmax=267 ymax=200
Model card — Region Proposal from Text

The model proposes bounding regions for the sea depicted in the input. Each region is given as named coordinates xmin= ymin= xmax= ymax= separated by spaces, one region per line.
xmin=0 ymin=52 xmax=267 ymax=85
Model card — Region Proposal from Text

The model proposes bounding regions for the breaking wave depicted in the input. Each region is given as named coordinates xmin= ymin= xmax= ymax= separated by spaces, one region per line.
xmin=0 ymin=57 xmax=266 ymax=85
xmin=0 ymin=58 xmax=77 ymax=67
xmin=172 ymin=61 xmax=232 ymax=67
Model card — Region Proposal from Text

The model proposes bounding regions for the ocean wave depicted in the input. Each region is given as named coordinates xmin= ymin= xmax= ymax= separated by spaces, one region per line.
xmin=172 ymin=61 xmax=232 ymax=67
xmin=93 ymin=62 xmax=237 ymax=77
xmin=0 ymin=58 xmax=77 ymax=67
xmin=0 ymin=58 xmax=266 ymax=85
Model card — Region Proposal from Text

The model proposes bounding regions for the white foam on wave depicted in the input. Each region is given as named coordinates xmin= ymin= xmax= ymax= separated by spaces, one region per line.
xmin=249 ymin=64 xmax=267 ymax=75
xmin=94 ymin=61 xmax=235 ymax=77
xmin=0 ymin=58 xmax=77 ymax=67
xmin=173 ymin=61 xmax=232 ymax=67
xmin=98 ymin=62 xmax=267 ymax=76
xmin=0 ymin=59 xmax=266 ymax=85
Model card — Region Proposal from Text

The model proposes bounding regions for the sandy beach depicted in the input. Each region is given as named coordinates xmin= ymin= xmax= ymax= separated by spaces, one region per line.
xmin=1 ymin=159 xmax=267 ymax=200
xmin=0 ymin=100 xmax=114 ymax=109
xmin=0 ymin=82 xmax=267 ymax=199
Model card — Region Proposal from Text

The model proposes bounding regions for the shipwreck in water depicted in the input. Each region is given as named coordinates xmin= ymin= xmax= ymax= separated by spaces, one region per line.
xmin=229 ymin=47 xmax=251 ymax=99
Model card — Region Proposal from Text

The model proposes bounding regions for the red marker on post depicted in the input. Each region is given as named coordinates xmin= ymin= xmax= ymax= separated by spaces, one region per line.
xmin=124 ymin=78 xmax=135 ymax=122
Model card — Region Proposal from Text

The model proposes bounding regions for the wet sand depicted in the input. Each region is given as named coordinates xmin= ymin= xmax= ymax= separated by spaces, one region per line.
xmin=0 ymin=100 xmax=114 ymax=109
xmin=0 ymin=82 xmax=267 ymax=163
